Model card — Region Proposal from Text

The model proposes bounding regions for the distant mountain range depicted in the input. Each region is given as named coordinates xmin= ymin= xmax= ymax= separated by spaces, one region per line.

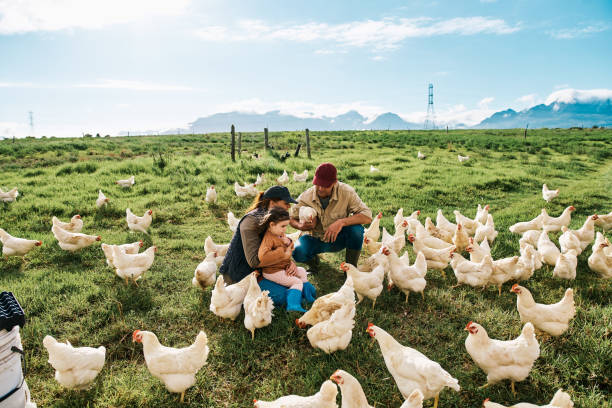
xmin=118 ymin=99 xmax=611 ymax=135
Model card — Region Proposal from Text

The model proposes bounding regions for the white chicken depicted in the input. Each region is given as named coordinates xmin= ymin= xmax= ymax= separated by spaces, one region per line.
xmin=400 ymin=210 xmax=421 ymax=235
xmin=112 ymin=245 xmax=156 ymax=285
xmin=568 ymin=214 xmax=598 ymax=251
xmin=277 ymin=170 xmax=289 ymax=185
xmin=367 ymin=323 xmax=460 ymax=408
xmin=52 ymin=215 xmax=83 ymax=233
xmin=253 ymin=380 xmax=338 ymax=408
xmin=483 ymin=389 xmax=573 ymax=408
xmin=364 ymin=212 xmax=382 ymax=242
xmin=296 ymin=277 xmax=355 ymax=329
xmin=52 ymin=224 xmax=101 ymax=252
xmin=307 ymin=302 xmax=355 ymax=354
xmin=227 ymin=211 xmax=239 ymax=232
xmin=286 ymin=229 xmax=302 ymax=245
xmin=330 ymin=369 xmax=374 ymax=408
xmin=436 ymin=209 xmax=457 ymax=234
xmin=384 ymin=249 xmax=427 ymax=301
xmin=519 ymin=230 xmax=541 ymax=249
xmin=116 ymin=175 xmax=135 ymax=188
xmin=417 ymin=151 xmax=426 ymax=160
xmin=552 ymin=250 xmax=577 ymax=280
xmin=192 ymin=252 xmax=219 ymax=290
xmin=488 ymin=255 xmax=521 ymax=296
xmin=515 ymin=243 xmax=541 ymax=281
xmin=458 ymin=154 xmax=470 ymax=162
xmin=542 ymin=184 xmax=559 ymax=203
xmin=465 ymin=321 xmax=540 ymax=394
xmin=132 ymin=329 xmax=209 ymax=403
xmin=339 ymin=262 xmax=384 ymax=308
xmin=299 ymin=206 xmax=317 ymax=224
xmin=126 ymin=208 xmax=153 ymax=234
xmin=475 ymin=204 xmax=491 ymax=225
xmin=588 ymin=233 xmax=612 ymax=278
xmin=474 ymin=214 xmax=498 ymax=244
xmin=408 ymin=234 xmax=454 ymax=275
xmin=210 ymin=273 xmax=252 ymax=320
xmin=234 ymin=181 xmax=259 ymax=197
xmin=452 ymin=223 xmax=470 ymax=252
xmin=370 ymin=165 xmax=379 ymax=172
xmin=42 ymin=335 xmax=105 ymax=390
xmin=594 ymin=211 xmax=612 ymax=231
xmin=509 ymin=213 xmax=544 ymax=235
xmin=255 ymin=173 xmax=264 ymax=185
xmin=511 ymin=285 xmax=575 ymax=336
xmin=204 ymin=236 xmax=229 ymax=257
xmin=541 ymin=206 xmax=575 ymax=232
xmin=363 ymin=236 xmax=382 ymax=255
xmin=0 ymin=228 xmax=42 ymax=258
xmin=400 ymin=389 xmax=425 ymax=408
xmin=243 ymin=273 xmax=274 ymax=340
xmin=425 ymin=217 xmax=453 ymax=243
xmin=454 ymin=210 xmax=478 ymax=235
xmin=0 ymin=187 xmax=19 ymax=202
xmin=293 ymin=170 xmax=309 ymax=182
xmin=450 ymin=251 xmax=493 ymax=288
xmin=101 ymin=241 xmax=142 ymax=268
xmin=558 ymin=226 xmax=581 ymax=255
xmin=382 ymin=220 xmax=408 ymax=254
xmin=537 ymin=231 xmax=560 ymax=266
xmin=205 ymin=185 xmax=217 ymax=204
xmin=96 ymin=190 xmax=109 ymax=208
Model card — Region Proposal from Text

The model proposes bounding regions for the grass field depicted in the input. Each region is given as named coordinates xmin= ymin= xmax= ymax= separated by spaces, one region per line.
xmin=1 ymin=129 xmax=611 ymax=408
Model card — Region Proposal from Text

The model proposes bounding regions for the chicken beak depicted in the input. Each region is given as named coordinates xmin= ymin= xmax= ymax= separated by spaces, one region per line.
xmin=132 ymin=330 xmax=141 ymax=343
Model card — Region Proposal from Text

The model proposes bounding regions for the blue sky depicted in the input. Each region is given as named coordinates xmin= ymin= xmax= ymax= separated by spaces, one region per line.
xmin=0 ymin=0 xmax=611 ymax=136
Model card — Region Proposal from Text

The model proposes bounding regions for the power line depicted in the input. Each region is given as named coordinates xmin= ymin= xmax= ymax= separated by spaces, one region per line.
xmin=424 ymin=83 xmax=436 ymax=130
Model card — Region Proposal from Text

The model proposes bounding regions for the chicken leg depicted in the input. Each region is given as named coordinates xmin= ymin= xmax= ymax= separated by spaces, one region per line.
xmin=511 ymin=381 xmax=516 ymax=396
xmin=433 ymin=394 xmax=439 ymax=408
xmin=180 ymin=391 xmax=185 ymax=403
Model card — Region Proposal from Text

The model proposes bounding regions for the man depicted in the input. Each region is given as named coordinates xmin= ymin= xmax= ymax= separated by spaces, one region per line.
xmin=290 ymin=162 xmax=372 ymax=270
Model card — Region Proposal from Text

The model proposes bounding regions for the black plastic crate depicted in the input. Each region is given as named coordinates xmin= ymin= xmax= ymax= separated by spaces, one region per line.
xmin=0 ymin=292 xmax=25 ymax=332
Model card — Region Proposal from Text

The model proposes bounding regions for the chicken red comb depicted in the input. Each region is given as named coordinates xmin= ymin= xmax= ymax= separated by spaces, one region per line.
xmin=416 ymin=210 xmax=421 ymax=215
xmin=485 ymin=205 xmax=490 ymax=211
xmin=132 ymin=330 xmax=141 ymax=342
xmin=36 ymin=241 xmax=43 ymax=246
xmin=148 ymin=210 xmax=153 ymax=215
xmin=457 ymin=224 xmax=462 ymax=229
xmin=75 ymin=215 xmax=81 ymax=219
xmin=511 ymin=283 xmax=519 ymax=290
xmin=483 ymin=398 xmax=490 ymax=406
xmin=96 ymin=236 xmax=101 ymax=241
xmin=367 ymin=322 xmax=374 ymax=328
xmin=139 ymin=240 xmax=144 ymax=247
xmin=465 ymin=321 xmax=473 ymax=330
xmin=376 ymin=212 xmax=382 ymax=218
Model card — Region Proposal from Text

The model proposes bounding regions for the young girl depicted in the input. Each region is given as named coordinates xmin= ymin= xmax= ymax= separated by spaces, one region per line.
xmin=258 ymin=207 xmax=310 ymax=312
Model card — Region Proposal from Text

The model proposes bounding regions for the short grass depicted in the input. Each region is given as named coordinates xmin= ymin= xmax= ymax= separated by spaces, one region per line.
xmin=1 ymin=128 xmax=611 ymax=408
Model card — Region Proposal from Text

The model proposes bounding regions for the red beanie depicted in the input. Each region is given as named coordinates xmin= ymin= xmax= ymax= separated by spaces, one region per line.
xmin=312 ymin=163 xmax=337 ymax=188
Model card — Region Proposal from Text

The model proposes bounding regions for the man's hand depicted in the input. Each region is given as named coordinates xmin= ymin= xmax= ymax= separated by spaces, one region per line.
xmin=324 ymin=219 xmax=345 ymax=243
xmin=290 ymin=217 xmax=317 ymax=231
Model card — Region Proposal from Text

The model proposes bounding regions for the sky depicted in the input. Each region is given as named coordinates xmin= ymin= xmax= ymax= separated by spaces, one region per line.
xmin=0 ymin=0 xmax=611 ymax=137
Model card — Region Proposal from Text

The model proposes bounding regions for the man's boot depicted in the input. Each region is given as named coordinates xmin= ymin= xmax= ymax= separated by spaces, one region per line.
xmin=306 ymin=254 xmax=320 ymax=274
xmin=345 ymin=249 xmax=361 ymax=267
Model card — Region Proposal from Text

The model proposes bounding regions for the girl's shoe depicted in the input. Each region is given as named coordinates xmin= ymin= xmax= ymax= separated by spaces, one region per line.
xmin=286 ymin=289 xmax=306 ymax=312
xmin=302 ymin=282 xmax=316 ymax=303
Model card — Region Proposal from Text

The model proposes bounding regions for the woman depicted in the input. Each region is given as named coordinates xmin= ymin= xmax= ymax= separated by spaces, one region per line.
xmin=219 ymin=186 xmax=316 ymax=306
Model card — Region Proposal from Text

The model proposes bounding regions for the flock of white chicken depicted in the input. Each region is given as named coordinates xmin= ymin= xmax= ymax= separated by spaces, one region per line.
xmin=1 ymin=163 xmax=611 ymax=408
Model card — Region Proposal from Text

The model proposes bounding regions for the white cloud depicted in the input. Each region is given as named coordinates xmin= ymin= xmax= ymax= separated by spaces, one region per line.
xmin=370 ymin=55 xmax=385 ymax=61
xmin=0 ymin=81 xmax=34 ymax=87
xmin=195 ymin=16 xmax=520 ymax=50
xmin=544 ymin=88 xmax=612 ymax=105
xmin=0 ymin=0 xmax=191 ymax=34
xmin=478 ymin=97 xmax=494 ymax=109
xmin=400 ymin=103 xmax=496 ymax=127
xmin=515 ymin=93 xmax=539 ymax=109
xmin=548 ymin=23 xmax=608 ymax=39
xmin=554 ymin=84 xmax=570 ymax=90
xmin=75 ymin=79 xmax=195 ymax=91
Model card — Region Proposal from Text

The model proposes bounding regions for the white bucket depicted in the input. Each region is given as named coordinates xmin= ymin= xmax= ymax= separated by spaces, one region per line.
xmin=0 ymin=326 xmax=26 ymax=408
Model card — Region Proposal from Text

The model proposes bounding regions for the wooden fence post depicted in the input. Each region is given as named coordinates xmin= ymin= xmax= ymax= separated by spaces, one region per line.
xmin=264 ymin=127 xmax=269 ymax=149
xmin=524 ymin=124 xmax=529 ymax=140
xmin=306 ymin=128 xmax=311 ymax=159
xmin=238 ymin=132 xmax=242 ymax=157
xmin=294 ymin=143 xmax=301 ymax=157
xmin=231 ymin=124 xmax=236 ymax=162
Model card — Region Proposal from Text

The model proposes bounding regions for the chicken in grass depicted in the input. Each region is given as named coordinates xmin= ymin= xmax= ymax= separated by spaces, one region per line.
xmin=541 ymin=184 xmax=559 ymax=203
xmin=210 ymin=273 xmax=252 ymax=320
xmin=384 ymin=248 xmax=427 ymax=301
xmin=52 ymin=224 xmax=101 ymax=252
xmin=515 ymin=243 xmax=541 ymax=281
xmin=567 ymin=214 xmax=599 ymax=251
xmin=452 ymin=223 xmax=470 ymax=252
xmin=400 ymin=389 xmax=425 ymax=408
xmin=425 ymin=217 xmax=453 ymax=244
xmin=454 ymin=210 xmax=478 ymax=235
xmin=253 ymin=380 xmax=338 ymax=408
xmin=293 ymin=170 xmax=309 ymax=182
xmin=101 ymin=241 xmax=142 ymax=268
xmin=474 ymin=215 xmax=498 ymax=244
xmin=537 ymin=231 xmax=561 ymax=266
xmin=475 ymin=204 xmax=491 ymax=225
xmin=330 ymin=369 xmax=374 ymax=408
xmin=276 ymin=170 xmax=289 ymax=185
xmin=205 ymin=185 xmax=217 ymax=204
xmin=541 ymin=206 xmax=575 ymax=232
xmin=96 ymin=190 xmax=109 ymax=208
xmin=339 ymin=262 xmax=384 ymax=308
xmin=296 ymin=277 xmax=355 ymax=329
xmin=43 ymin=335 xmax=105 ymax=390
xmin=488 ymin=255 xmax=521 ymax=296
xmin=112 ymin=245 xmax=156 ymax=285
xmin=408 ymin=234 xmax=454 ymax=276
xmin=0 ymin=228 xmax=42 ymax=259
xmin=243 ymin=273 xmax=274 ymax=340
xmin=417 ymin=151 xmax=426 ymax=160
xmin=519 ymin=230 xmax=541 ymax=249
xmin=483 ymin=389 xmax=573 ymax=408
xmin=370 ymin=165 xmax=379 ymax=173
xmin=255 ymin=173 xmax=265 ymax=185
xmin=588 ymin=233 xmax=612 ymax=278
xmin=450 ymin=251 xmax=493 ymax=288
xmin=559 ymin=226 xmax=582 ymax=255
xmin=204 ymin=236 xmax=229 ymax=258
xmin=382 ymin=219 xmax=409 ymax=254
xmin=52 ymin=215 xmax=83 ymax=233
xmin=552 ymin=250 xmax=577 ymax=280
xmin=132 ymin=329 xmax=209 ymax=403
xmin=234 ymin=181 xmax=258 ymax=198
xmin=509 ymin=213 xmax=544 ymax=235
xmin=364 ymin=212 xmax=382 ymax=242
xmin=0 ymin=187 xmax=19 ymax=202
xmin=436 ymin=209 xmax=457 ymax=235
xmin=458 ymin=154 xmax=470 ymax=162
xmin=363 ymin=236 xmax=382 ymax=254
xmin=192 ymin=252 xmax=219 ymax=290
xmin=400 ymin=209 xmax=421 ymax=235
xmin=307 ymin=303 xmax=355 ymax=354
xmin=227 ymin=211 xmax=239 ymax=232
xmin=594 ymin=211 xmax=612 ymax=231
xmin=465 ymin=321 xmax=539 ymax=395
xmin=511 ymin=285 xmax=575 ymax=337
xmin=367 ymin=323 xmax=460 ymax=408
xmin=116 ymin=175 xmax=134 ymax=188
xmin=126 ymin=208 xmax=153 ymax=234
